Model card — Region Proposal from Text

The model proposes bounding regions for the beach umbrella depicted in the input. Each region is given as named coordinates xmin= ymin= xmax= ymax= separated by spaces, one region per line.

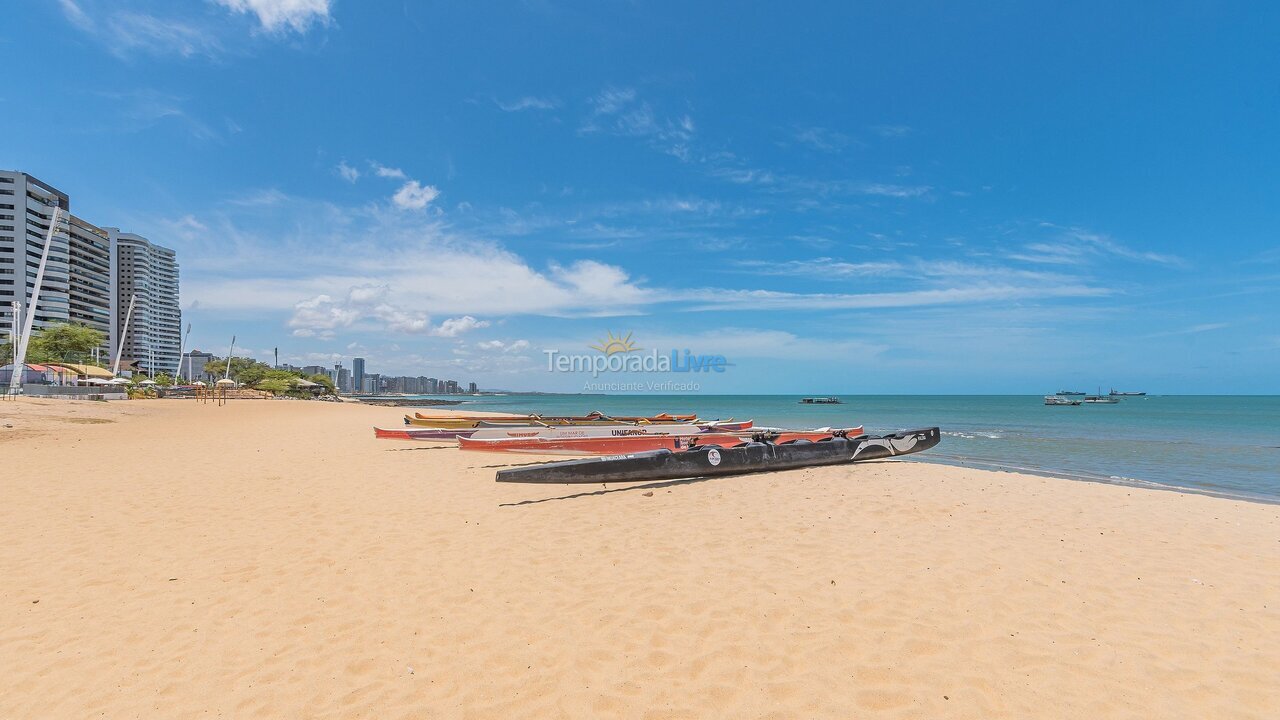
xmin=192 ymin=380 xmax=207 ymax=386
xmin=108 ymin=378 xmax=129 ymax=385
xmin=140 ymin=379 xmax=158 ymax=386
xmin=215 ymin=378 xmax=235 ymax=386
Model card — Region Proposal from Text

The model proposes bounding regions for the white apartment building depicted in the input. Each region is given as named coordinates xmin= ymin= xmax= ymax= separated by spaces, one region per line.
xmin=108 ymin=229 xmax=181 ymax=377
xmin=0 ymin=171 xmax=72 ymax=337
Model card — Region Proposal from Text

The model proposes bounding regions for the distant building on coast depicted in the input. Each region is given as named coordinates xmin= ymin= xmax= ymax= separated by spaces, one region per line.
xmin=337 ymin=365 xmax=351 ymax=393
xmin=179 ymin=349 xmax=216 ymax=382
xmin=352 ymin=357 xmax=365 ymax=393
xmin=468 ymin=382 xmax=477 ymax=394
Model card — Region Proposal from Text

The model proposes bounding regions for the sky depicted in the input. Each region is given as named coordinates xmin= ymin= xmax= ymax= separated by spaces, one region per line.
xmin=3 ymin=0 xmax=1278 ymax=393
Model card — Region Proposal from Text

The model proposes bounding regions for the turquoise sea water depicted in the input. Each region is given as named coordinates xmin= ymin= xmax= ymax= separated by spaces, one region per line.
xmin=398 ymin=394 xmax=1280 ymax=501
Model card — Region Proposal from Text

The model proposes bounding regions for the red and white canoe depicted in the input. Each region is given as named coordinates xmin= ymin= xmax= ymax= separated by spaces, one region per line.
xmin=458 ymin=426 xmax=863 ymax=455
xmin=374 ymin=426 xmax=477 ymax=440
xmin=466 ymin=420 xmax=752 ymax=443
xmin=375 ymin=419 xmax=752 ymax=442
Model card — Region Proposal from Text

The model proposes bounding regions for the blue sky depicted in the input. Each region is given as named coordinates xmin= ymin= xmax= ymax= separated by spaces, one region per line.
xmin=3 ymin=1 xmax=1278 ymax=393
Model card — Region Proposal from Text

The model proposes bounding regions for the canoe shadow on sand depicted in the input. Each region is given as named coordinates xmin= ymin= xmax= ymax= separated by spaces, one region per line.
xmin=499 ymin=459 xmax=900 ymax=507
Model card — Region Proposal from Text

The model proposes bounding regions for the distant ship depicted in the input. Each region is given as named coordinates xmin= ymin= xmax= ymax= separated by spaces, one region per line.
xmin=1108 ymin=388 xmax=1146 ymax=396
xmin=1045 ymin=395 xmax=1082 ymax=406
xmin=799 ymin=397 xmax=843 ymax=405
xmin=1057 ymin=390 xmax=1086 ymax=396
xmin=1084 ymin=395 xmax=1120 ymax=404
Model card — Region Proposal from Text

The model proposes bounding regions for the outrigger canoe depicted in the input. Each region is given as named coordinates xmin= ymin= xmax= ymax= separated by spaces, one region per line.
xmin=467 ymin=421 xmax=752 ymax=442
xmin=405 ymin=411 xmax=699 ymax=428
xmin=375 ymin=419 xmax=752 ymax=441
xmin=496 ymin=428 xmax=941 ymax=484
xmin=374 ymin=426 xmax=476 ymax=440
xmin=459 ymin=426 xmax=863 ymax=455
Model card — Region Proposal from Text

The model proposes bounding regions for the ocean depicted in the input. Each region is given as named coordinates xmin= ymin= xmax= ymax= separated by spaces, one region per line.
xmin=396 ymin=394 xmax=1280 ymax=501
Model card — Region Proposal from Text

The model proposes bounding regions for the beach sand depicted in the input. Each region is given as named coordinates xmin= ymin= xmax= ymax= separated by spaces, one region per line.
xmin=2 ymin=397 xmax=1277 ymax=719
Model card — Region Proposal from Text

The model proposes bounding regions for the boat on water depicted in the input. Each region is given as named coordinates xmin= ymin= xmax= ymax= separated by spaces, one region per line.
xmin=460 ymin=426 xmax=863 ymax=455
xmin=799 ymin=397 xmax=843 ymax=404
xmin=1057 ymin=390 xmax=1086 ymax=396
xmin=1108 ymin=389 xmax=1147 ymax=396
xmin=495 ymin=428 xmax=941 ymax=484
xmin=1044 ymin=395 xmax=1082 ymax=406
xmin=1084 ymin=395 xmax=1119 ymax=404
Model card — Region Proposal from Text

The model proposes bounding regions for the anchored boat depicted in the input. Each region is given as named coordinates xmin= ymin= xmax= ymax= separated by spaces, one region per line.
xmin=495 ymin=428 xmax=940 ymax=484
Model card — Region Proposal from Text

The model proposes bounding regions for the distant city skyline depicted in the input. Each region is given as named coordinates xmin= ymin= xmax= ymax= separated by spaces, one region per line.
xmin=4 ymin=2 xmax=1277 ymax=393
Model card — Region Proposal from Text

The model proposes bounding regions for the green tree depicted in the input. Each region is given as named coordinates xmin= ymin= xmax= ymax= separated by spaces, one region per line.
xmin=255 ymin=368 xmax=303 ymax=394
xmin=154 ymin=373 xmax=174 ymax=387
xmin=308 ymin=373 xmax=336 ymax=395
xmin=1 ymin=323 xmax=105 ymax=366
xmin=203 ymin=356 xmax=272 ymax=384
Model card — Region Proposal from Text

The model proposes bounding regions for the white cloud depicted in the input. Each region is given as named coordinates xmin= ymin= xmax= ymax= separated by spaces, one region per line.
xmin=336 ymin=161 xmax=360 ymax=183
xmin=1009 ymin=227 xmax=1184 ymax=267
xmin=495 ymin=96 xmax=557 ymax=112
xmin=392 ymin=181 xmax=441 ymax=211
xmin=858 ymin=183 xmax=932 ymax=198
xmin=432 ymin=316 xmax=490 ymax=337
xmin=215 ymin=0 xmax=332 ymax=34
xmin=373 ymin=163 xmax=407 ymax=179
xmin=476 ymin=339 xmax=530 ymax=353
xmin=57 ymin=0 xmax=92 ymax=30
xmin=873 ymin=124 xmax=912 ymax=138
xmin=794 ymin=126 xmax=850 ymax=153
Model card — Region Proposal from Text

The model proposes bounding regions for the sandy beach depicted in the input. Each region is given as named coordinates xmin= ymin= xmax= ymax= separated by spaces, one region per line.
xmin=2 ymin=397 xmax=1277 ymax=719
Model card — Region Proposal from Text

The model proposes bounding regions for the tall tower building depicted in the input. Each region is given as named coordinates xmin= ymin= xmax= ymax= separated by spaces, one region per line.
xmin=67 ymin=214 xmax=114 ymax=358
xmin=108 ymin=229 xmax=181 ymax=376
xmin=352 ymin=357 xmax=366 ymax=393
xmin=0 ymin=171 xmax=71 ymax=337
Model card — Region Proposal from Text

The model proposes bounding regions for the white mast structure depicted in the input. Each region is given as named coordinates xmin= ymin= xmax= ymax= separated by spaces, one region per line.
xmin=224 ymin=336 xmax=236 ymax=381
xmin=112 ymin=293 xmax=136 ymax=377
xmin=7 ymin=206 xmax=63 ymax=397
xmin=174 ymin=322 xmax=191 ymax=383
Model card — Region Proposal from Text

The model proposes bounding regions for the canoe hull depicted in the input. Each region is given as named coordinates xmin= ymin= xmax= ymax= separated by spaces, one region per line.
xmin=467 ymin=421 xmax=752 ymax=442
xmin=460 ymin=427 xmax=860 ymax=455
xmin=495 ymin=428 xmax=940 ymax=484
xmin=374 ymin=427 xmax=476 ymax=440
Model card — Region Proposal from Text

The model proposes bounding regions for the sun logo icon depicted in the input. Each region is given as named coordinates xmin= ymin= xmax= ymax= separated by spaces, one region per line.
xmin=590 ymin=331 xmax=640 ymax=355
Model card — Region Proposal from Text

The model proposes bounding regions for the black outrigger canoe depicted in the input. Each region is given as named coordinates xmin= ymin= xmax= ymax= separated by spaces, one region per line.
xmin=495 ymin=428 xmax=941 ymax=484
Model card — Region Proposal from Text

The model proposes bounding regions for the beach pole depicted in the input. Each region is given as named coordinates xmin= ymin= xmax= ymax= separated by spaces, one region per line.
xmin=7 ymin=206 xmax=62 ymax=398
xmin=112 ymin=294 xmax=136 ymax=377
xmin=175 ymin=323 xmax=191 ymax=384
xmin=225 ymin=335 xmax=236 ymax=380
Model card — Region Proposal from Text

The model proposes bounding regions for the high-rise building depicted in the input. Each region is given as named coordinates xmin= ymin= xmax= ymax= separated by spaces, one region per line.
xmin=337 ymin=366 xmax=351 ymax=393
xmin=0 ymin=171 xmax=71 ymax=337
xmin=468 ymin=382 xmax=478 ymax=394
xmin=67 ymin=214 xmax=113 ymax=359
xmin=108 ymin=229 xmax=181 ymax=377
xmin=352 ymin=357 xmax=366 ymax=393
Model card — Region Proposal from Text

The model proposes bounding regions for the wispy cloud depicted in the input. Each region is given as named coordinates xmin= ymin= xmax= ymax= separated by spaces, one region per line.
xmin=872 ymin=124 xmax=912 ymax=138
xmin=793 ymin=126 xmax=851 ymax=153
xmin=495 ymin=96 xmax=558 ymax=112
xmin=1142 ymin=322 xmax=1230 ymax=339
xmin=391 ymin=181 xmax=441 ymax=211
xmin=97 ymin=89 xmax=223 ymax=141
xmin=58 ymin=0 xmax=329 ymax=59
xmin=580 ymin=86 xmax=695 ymax=159
xmin=1009 ymin=226 xmax=1185 ymax=267
xmin=214 ymin=0 xmax=332 ymax=34
xmin=372 ymin=163 xmax=407 ymax=179
xmin=335 ymin=161 xmax=360 ymax=183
